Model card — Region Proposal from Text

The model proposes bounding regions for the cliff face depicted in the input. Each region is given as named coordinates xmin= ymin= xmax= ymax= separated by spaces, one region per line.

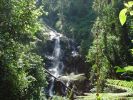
xmin=35 ymin=28 xmax=90 ymax=96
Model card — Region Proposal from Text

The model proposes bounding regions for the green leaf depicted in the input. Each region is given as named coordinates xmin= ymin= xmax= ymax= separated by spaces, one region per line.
xmin=128 ymin=1 xmax=133 ymax=8
xmin=119 ymin=8 xmax=127 ymax=25
xmin=130 ymin=48 xmax=133 ymax=55
xmin=130 ymin=11 xmax=133 ymax=16
xmin=124 ymin=66 xmax=133 ymax=72
xmin=116 ymin=67 xmax=125 ymax=73
xmin=124 ymin=3 xmax=129 ymax=8
xmin=124 ymin=1 xmax=133 ymax=8
xmin=116 ymin=66 xmax=133 ymax=73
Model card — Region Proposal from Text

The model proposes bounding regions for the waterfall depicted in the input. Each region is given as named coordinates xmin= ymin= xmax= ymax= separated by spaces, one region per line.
xmin=48 ymin=31 xmax=64 ymax=96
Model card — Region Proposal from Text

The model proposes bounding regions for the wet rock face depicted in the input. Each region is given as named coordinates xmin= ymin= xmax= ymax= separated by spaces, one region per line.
xmin=37 ymin=30 xmax=90 ymax=96
xmin=73 ymin=79 xmax=90 ymax=94
xmin=59 ymin=37 xmax=89 ymax=74
xmin=54 ymin=81 xmax=66 ymax=96
xmin=63 ymin=55 xmax=89 ymax=74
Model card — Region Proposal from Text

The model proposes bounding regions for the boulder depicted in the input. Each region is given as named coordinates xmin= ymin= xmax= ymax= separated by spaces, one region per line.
xmin=58 ymin=73 xmax=86 ymax=82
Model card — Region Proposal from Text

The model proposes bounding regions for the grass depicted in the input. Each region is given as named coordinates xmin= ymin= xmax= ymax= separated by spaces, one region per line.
xmin=75 ymin=79 xmax=133 ymax=100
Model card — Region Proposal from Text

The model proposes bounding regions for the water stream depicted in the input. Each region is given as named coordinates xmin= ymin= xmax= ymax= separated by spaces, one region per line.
xmin=48 ymin=31 xmax=64 ymax=96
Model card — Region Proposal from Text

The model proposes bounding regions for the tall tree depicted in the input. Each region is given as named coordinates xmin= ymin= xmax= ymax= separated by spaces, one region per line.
xmin=0 ymin=0 xmax=47 ymax=99
xmin=87 ymin=0 xmax=132 ymax=91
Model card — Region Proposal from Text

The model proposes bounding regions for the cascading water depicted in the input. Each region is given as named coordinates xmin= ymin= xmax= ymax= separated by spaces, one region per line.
xmin=48 ymin=31 xmax=64 ymax=96
xmin=43 ymin=29 xmax=88 ymax=97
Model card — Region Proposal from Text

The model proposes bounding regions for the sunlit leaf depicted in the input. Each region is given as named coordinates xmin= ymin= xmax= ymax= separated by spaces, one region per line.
xmin=128 ymin=1 xmax=133 ymax=7
xmin=119 ymin=8 xmax=127 ymax=25
xmin=124 ymin=66 xmax=133 ymax=72
xmin=130 ymin=48 xmax=133 ymax=54
xmin=116 ymin=67 xmax=125 ymax=73
xmin=130 ymin=11 xmax=133 ymax=15
xmin=124 ymin=3 xmax=130 ymax=8
xmin=116 ymin=66 xmax=133 ymax=73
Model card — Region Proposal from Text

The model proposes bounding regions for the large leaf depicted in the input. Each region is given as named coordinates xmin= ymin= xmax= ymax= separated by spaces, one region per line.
xmin=116 ymin=66 xmax=133 ymax=73
xmin=119 ymin=8 xmax=127 ymax=25
xmin=128 ymin=1 xmax=133 ymax=8
xmin=124 ymin=66 xmax=133 ymax=72
xmin=124 ymin=1 xmax=133 ymax=8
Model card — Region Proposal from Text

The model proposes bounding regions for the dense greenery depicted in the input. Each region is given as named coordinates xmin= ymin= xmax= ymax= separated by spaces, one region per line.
xmin=0 ymin=0 xmax=133 ymax=99
xmin=0 ymin=0 xmax=47 ymax=100
xmin=42 ymin=0 xmax=133 ymax=98
xmin=86 ymin=0 xmax=133 ymax=92
xmin=42 ymin=0 xmax=96 ymax=56
xmin=107 ymin=79 xmax=133 ymax=90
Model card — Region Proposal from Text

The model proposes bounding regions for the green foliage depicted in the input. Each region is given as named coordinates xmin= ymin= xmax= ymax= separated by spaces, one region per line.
xmin=0 ymin=0 xmax=43 ymax=43
xmin=117 ymin=1 xmax=133 ymax=79
xmin=43 ymin=0 xmax=96 ymax=56
xmin=86 ymin=0 xmax=133 ymax=91
xmin=119 ymin=1 xmax=133 ymax=25
xmin=0 ymin=0 xmax=47 ymax=99
xmin=87 ymin=4 xmax=117 ymax=89
xmin=0 ymin=39 xmax=47 ymax=99
xmin=97 ymin=95 xmax=101 ymax=100
xmin=116 ymin=66 xmax=133 ymax=73
xmin=107 ymin=79 xmax=133 ymax=90
xmin=51 ymin=96 xmax=69 ymax=100
xmin=131 ymin=48 xmax=133 ymax=55
xmin=119 ymin=8 xmax=127 ymax=25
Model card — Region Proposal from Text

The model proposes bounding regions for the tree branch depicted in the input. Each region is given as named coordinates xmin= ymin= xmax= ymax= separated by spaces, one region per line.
xmin=44 ymin=69 xmax=79 ymax=95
